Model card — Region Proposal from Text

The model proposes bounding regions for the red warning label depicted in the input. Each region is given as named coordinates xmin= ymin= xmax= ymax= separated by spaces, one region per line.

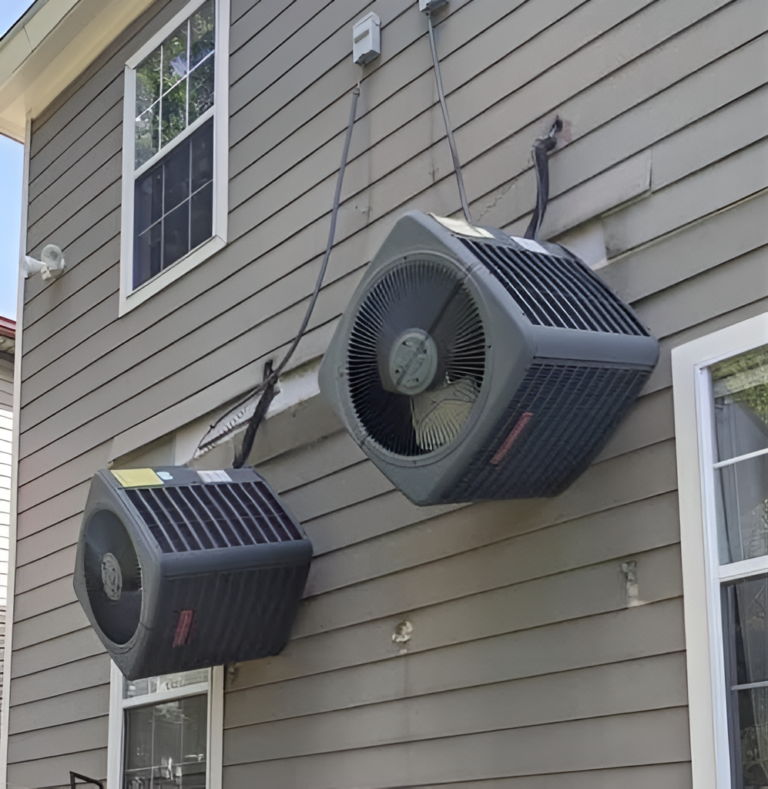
xmin=490 ymin=412 xmax=534 ymax=465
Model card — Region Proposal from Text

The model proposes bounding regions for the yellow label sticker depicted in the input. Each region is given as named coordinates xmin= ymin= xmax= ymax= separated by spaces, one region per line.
xmin=111 ymin=468 xmax=164 ymax=488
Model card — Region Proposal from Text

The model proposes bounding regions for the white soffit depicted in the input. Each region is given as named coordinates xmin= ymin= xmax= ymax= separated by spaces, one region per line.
xmin=0 ymin=0 xmax=156 ymax=141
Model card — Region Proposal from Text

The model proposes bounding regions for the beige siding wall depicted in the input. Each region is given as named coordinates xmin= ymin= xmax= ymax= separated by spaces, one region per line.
xmin=7 ymin=0 xmax=768 ymax=785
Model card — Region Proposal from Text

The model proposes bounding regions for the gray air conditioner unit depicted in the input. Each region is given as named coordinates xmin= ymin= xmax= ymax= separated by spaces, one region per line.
xmin=319 ymin=211 xmax=659 ymax=505
xmin=73 ymin=466 xmax=311 ymax=680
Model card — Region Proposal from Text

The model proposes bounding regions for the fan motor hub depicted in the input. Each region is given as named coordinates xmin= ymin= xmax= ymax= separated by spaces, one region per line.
xmin=101 ymin=552 xmax=123 ymax=601
xmin=388 ymin=329 xmax=439 ymax=395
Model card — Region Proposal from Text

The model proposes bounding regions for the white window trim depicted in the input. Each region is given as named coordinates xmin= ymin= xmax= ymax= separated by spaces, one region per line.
xmin=673 ymin=311 xmax=768 ymax=789
xmin=118 ymin=0 xmax=229 ymax=316
xmin=107 ymin=662 xmax=224 ymax=789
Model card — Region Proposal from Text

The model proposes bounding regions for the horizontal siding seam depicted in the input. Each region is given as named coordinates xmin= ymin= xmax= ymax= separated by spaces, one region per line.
xmin=222 ymin=705 xmax=691 ymax=768
xmin=28 ymin=104 xmax=122 ymax=214
xmin=228 ymin=598 xmax=685 ymax=693
xmin=27 ymin=169 xmax=122 ymax=252
xmin=222 ymin=651 xmax=688 ymax=731
xmin=608 ymin=184 xmax=768 ymax=270
xmin=289 ymin=554 xmax=683 ymax=646
xmin=229 ymin=0 xmax=337 ymax=81
xmin=6 ymin=740 xmax=108 ymax=767
xmin=22 ymin=262 xmax=119 ymax=343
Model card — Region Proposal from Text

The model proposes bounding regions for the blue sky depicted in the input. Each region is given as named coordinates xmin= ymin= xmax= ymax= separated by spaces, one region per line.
xmin=0 ymin=0 xmax=37 ymax=320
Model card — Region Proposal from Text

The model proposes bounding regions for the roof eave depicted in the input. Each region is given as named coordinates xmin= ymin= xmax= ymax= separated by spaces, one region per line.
xmin=0 ymin=0 xmax=156 ymax=141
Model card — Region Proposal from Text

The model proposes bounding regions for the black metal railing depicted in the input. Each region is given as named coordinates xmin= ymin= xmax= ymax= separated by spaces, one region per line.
xmin=70 ymin=772 xmax=103 ymax=789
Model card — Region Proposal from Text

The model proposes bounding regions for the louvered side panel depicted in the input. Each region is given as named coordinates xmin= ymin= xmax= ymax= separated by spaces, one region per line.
xmin=450 ymin=363 xmax=650 ymax=500
xmin=461 ymin=239 xmax=647 ymax=336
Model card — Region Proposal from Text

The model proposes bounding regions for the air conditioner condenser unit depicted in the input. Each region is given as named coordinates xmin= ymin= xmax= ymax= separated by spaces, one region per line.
xmin=73 ymin=466 xmax=312 ymax=679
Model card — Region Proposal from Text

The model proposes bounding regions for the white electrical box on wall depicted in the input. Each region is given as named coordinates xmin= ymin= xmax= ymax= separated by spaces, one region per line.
xmin=352 ymin=12 xmax=381 ymax=65
xmin=419 ymin=0 xmax=448 ymax=12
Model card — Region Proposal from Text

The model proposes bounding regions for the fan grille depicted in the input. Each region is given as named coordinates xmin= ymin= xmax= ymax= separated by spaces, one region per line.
xmin=460 ymin=238 xmax=647 ymax=336
xmin=346 ymin=258 xmax=485 ymax=456
xmin=448 ymin=361 xmax=650 ymax=501
xmin=83 ymin=511 xmax=142 ymax=645
xmin=126 ymin=481 xmax=304 ymax=553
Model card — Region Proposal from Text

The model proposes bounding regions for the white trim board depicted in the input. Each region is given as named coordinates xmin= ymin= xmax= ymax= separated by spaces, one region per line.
xmin=0 ymin=116 xmax=31 ymax=787
xmin=672 ymin=310 xmax=768 ymax=789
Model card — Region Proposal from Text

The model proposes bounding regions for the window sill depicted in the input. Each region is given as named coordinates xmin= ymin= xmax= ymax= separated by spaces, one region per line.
xmin=119 ymin=233 xmax=225 ymax=316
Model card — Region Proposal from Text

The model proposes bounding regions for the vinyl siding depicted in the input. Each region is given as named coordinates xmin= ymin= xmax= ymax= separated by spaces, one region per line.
xmin=7 ymin=0 xmax=768 ymax=785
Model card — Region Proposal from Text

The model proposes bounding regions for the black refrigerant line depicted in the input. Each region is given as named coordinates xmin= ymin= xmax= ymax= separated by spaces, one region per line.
xmin=230 ymin=84 xmax=361 ymax=469
xmin=426 ymin=8 xmax=472 ymax=224
xmin=524 ymin=117 xmax=563 ymax=241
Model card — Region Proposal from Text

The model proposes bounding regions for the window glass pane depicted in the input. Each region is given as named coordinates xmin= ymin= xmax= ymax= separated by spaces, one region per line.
xmin=712 ymin=346 xmax=768 ymax=463
xmin=164 ymin=141 xmax=191 ymax=214
xmin=124 ymin=694 xmax=207 ymax=789
xmin=163 ymin=22 xmax=189 ymax=92
xmin=718 ymin=455 xmax=768 ymax=564
xmin=134 ymin=223 xmax=162 ymax=289
xmin=190 ymin=183 xmax=213 ymax=250
xmin=164 ymin=200 xmax=191 ymax=269
xmin=188 ymin=57 xmax=215 ymax=125
xmin=135 ymin=168 xmax=163 ymax=235
xmin=713 ymin=346 xmax=768 ymax=564
xmin=190 ymin=1 xmax=215 ymax=69
xmin=162 ymin=81 xmax=188 ymax=149
xmin=191 ymin=120 xmax=213 ymax=192
xmin=136 ymin=49 xmax=162 ymax=116
xmin=726 ymin=575 xmax=768 ymax=686
xmin=734 ymin=687 xmax=768 ymax=788
xmin=135 ymin=105 xmax=160 ymax=169
xmin=723 ymin=577 xmax=768 ymax=788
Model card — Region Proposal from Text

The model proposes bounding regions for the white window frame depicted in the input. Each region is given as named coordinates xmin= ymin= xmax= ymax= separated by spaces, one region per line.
xmin=107 ymin=662 xmax=224 ymax=789
xmin=673 ymin=311 xmax=768 ymax=789
xmin=119 ymin=0 xmax=229 ymax=316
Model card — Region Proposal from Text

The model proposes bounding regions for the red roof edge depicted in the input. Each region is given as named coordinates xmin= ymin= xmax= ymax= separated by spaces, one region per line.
xmin=0 ymin=316 xmax=16 ymax=339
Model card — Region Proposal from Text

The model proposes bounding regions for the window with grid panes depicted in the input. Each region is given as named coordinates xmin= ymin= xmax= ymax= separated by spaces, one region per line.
xmin=709 ymin=345 xmax=768 ymax=788
xmin=122 ymin=0 xmax=227 ymax=305
xmin=119 ymin=670 xmax=210 ymax=789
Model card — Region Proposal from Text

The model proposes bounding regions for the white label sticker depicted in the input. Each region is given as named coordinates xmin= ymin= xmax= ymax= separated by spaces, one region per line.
xmin=430 ymin=214 xmax=494 ymax=239
xmin=513 ymin=236 xmax=549 ymax=255
xmin=198 ymin=470 xmax=232 ymax=484
xmin=157 ymin=471 xmax=173 ymax=480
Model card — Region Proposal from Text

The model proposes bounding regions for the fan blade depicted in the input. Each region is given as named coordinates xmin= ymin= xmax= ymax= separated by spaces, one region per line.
xmin=411 ymin=377 xmax=479 ymax=452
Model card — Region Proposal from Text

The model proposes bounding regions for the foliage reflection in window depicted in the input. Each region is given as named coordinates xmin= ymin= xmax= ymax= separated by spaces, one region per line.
xmin=135 ymin=0 xmax=215 ymax=168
